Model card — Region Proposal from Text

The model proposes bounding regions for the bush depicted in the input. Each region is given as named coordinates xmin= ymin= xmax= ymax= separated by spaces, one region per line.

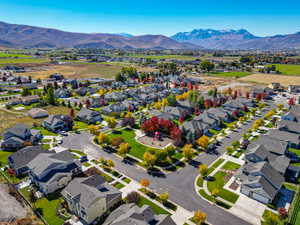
xmin=111 ymin=137 xmax=125 ymax=147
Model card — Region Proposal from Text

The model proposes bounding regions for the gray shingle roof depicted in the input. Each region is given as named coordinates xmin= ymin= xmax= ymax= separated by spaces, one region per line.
xmin=62 ymin=174 xmax=121 ymax=209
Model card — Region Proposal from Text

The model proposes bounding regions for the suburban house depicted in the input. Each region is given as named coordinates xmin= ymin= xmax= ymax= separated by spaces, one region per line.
xmin=62 ymin=174 xmax=122 ymax=224
xmin=8 ymin=145 xmax=44 ymax=175
xmin=180 ymin=120 xmax=210 ymax=139
xmin=76 ymin=108 xmax=103 ymax=124
xmin=1 ymin=124 xmax=42 ymax=150
xmin=7 ymin=95 xmax=40 ymax=106
xmin=164 ymin=106 xmax=190 ymax=119
xmin=103 ymin=203 xmax=176 ymax=225
xmin=268 ymin=83 xmax=282 ymax=90
xmin=267 ymin=130 xmax=300 ymax=149
xmin=43 ymin=114 xmax=73 ymax=132
xmin=101 ymin=103 xmax=127 ymax=115
xmin=194 ymin=111 xmax=220 ymax=130
xmin=278 ymin=120 xmax=300 ymax=135
xmin=282 ymin=106 xmax=300 ymax=122
xmin=237 ymin=161 xmax=284 ymax=204
xmin=27 ymin=108 xmax=49 ymax=119
xmin=206 ymin=107 xmax=231 ymax=123
xmin=54 ymin=89 xmax=72 ymax=98
xmin=27 ymin=150 xmax=81 ymax=194
xmin=288 ymin=85 xmax=300 ymax=93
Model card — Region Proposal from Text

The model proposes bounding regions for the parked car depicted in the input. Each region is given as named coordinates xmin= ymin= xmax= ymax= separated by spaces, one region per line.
xmin=80 ymin=156 xmax=88 ymax=163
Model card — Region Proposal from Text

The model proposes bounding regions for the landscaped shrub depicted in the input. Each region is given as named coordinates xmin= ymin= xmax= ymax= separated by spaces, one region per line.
xmin=111 ymin=137 xmax=125 ymax=147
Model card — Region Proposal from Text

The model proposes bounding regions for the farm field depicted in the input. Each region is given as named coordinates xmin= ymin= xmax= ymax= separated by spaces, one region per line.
xmin=0 ymin=57 xmax=49 ymax=64
xmin=273 ymin=64 xmax=300 ymax=75
xmin=21 ymin=63 xmax=157 ymax=79
xmin=120 ymin=54 xmax=199 ymax=60
xmin=210 ymin=71 xmax=251 ymax=78
xmin=0 ymin=52 xmax=32 ymax=58
xmin=238 ymin=73 xmax=300 ymax=86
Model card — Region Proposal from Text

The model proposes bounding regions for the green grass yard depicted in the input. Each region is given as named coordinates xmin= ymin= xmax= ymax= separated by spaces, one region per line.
xmin=221 ymin=161 xmax=241 ymax=171
xmin=137 ymin=196 xmax=170 ymax=215
xmin=0 ymin=57 xmax=49 ymax=64
xmin=272 ymin=64 xmax=300 ymax=75
xmin=20 ymin=187 xmax=65 ymax=225
xmin=0 ymin=52 xmax=32 ymax=58
xmin=108 ymin=129 xmax=159 ymax=160
xmin=0 ymin=150 xmax=13 ymax=166
xmin=207 ymin=171 xmax=239 ymax=204
xmin=207 ymin=158 xmax=225 ymax=174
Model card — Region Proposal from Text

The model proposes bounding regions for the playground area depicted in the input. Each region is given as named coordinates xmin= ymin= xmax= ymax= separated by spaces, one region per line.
xmin=137 ymin=132 xmax=173 ymax=149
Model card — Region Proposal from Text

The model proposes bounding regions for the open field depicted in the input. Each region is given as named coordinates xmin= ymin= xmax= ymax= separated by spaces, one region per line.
xmin=119 ymin=54 xmax=199 ymax=60
xmin=273 ymin=64 xmax=300 ymax=75
xmin=0 ymin=57 xmax=49 ymax=64
xmin=210 ymin=71 xmax=251 ymax=78
xmin=0 ymin=106 xmax=71 ymax=133
xmin=21 ymin=63 xmax=157 ymax=79
xmin=21 ymin=63 xmax=122 ymax=79
xmin=0 ymin=52 xmax=32 ymax=58
xmin=238 ymin=73 xmax=300 ymax=86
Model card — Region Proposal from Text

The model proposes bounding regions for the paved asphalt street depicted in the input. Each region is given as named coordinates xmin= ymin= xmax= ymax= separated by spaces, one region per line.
xmin=62 ymin=104 xmax=274 ymax=225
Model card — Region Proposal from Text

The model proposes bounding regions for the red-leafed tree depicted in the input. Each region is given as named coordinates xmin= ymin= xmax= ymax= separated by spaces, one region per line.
xmin=170 ymin=127 xmax=182 ymax=145
xmin=288 ymin=97 xmax=295 ymax=107
xmin=69 ymin=108 xmax=75 ymax=118
xmin=194 ymin=108 xmax=201 ymax=116
xmin=256 ymin=93 xmax=263 ymax=101
xmin=187 ymin=82 xmax=193 ymax=90
xmin=86 ymin=99 xmax=91 ymax=108
xmin=180 ymin=81 xmax=185 ymax=87
xmin=204 ymin=99 xmax=212 ymax=109
xmin=179 ymin=116 xmax=185 ymax=123
xmin=278 ymin=208 xmax=288 ymax=219
xmin=232 ymin=110 xmax=239 ymax=118
xmin=245 ymin=92 xmax=250 ymax=99
xmin=243 ymin=105 xmax=249 ymax=112
xmin=7 ymin=168 xmax=16 ymax=177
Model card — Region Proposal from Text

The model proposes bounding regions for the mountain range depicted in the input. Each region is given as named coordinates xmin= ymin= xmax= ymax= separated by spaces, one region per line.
xmin=0 ymin=21 xmax=198 ymax=50
xmin=171 ymin=29 xmax=300 ymax=50
xmin=0 ymin=21 xmax=299 ymax=50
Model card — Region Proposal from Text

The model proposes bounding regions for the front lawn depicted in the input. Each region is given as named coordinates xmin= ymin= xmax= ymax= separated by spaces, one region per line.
xmin=207 ymin=158 xmax=225 ymax=174
xmin=221 ymin=161 xmax=241 ymax=171
xmin=137 ymin=196 xmax=170 ymax=215
xmin=289 ymin=148 xmax=300 ymax=156
xmin=74 ymin=121 xmax=89 ymax=130
xmin=69 ymin=149 xmax=87 ymax=156
xmin=0 ymin=150 xmax=13 ymax=166
xmin=20 ymin=187 xmax=65 ymax=225
xmin=113 ymin=182 xmax=125 ymax=189
xmin=108 ymin=129 xmax=159 ymax=160
xmin=207 ymin=171 xmax=239 ymax=204
xmin=35 ymin=126 xmax=58 ymax=136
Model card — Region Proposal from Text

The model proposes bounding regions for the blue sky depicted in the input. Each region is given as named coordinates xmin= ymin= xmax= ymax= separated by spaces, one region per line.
xmin=0 ymin=0 xmax=299 ymax=36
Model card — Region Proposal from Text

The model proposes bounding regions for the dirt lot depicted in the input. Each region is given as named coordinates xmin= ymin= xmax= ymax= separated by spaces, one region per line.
xmin=0 ymin=184 xmax=27 ymax=222
xmin=0 ymin=106 xmax=71 ymax=133
xmin=19 ymin=63 xmax=157 ymax=80
xmin=238 ymin=73 xmax=300 ymax=87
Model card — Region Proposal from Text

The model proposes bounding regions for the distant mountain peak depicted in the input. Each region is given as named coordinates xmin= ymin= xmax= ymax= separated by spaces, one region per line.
xmin=115 ymin=33 xmax=134 ymax=38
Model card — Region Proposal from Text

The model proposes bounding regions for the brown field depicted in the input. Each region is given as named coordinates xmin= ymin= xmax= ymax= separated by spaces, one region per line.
xmin=20 ymin=63 xmax=158 ymax=80
xmin=238 ymin=73 xmax=300 ymax=87
xmin=0 ymin=106 xmax=72 ymax=133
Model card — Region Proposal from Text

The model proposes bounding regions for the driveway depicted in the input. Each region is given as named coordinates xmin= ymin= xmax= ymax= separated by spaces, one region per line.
xmin=62 ymin=103 xmax=276 ymax=225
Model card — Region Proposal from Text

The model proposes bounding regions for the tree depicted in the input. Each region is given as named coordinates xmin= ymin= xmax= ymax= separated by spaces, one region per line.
xmin=143 ymin=151 xmax=157 ymax=168
xmin=211 ymin=188 xmax=220 ymax=203
xmin=106 ymin=117 xmax=117 ymax=129
xmin=46 ymin=87 xmax=56 ymax=105
xmin=277 ymin=104 xmax=284 ymax=111
xmin=115 ymin=72 xmax=125 ymax=82
xmin=165 ymin=145 xmax=176 ymax=160
xmin=140 ymin=179 xmax=150 ymax=190
xmin=118 ymin=142 xmax=130 ymax=157
xmin=196 ymin=136 xmax=209 ymax=150
xmin=199 ymin=164 xmax=209 ymax=178
xmin=69 ymin=108 xmax=75 ymax=118
xmin=264 ymin=211 xmax=280 ymax=225
xmin=97 ymin=132 xmax=108 ymax=145
xmin=193 ymin=209 xmax=207 ymax=225
xmin=183 ymin=144 xmax=194 ymax=161
xmin=29 ymin=189 xmax=37 ymax=208
xmin=200 ymin=60 xmax=215 ymax=72
xmin=106 ymin=159 xmax=115 ymax=169
xmin=21 ymin=87 xmax=31 ymax=96
xmin=88 ymin=125 xmax=99 ymax=135
xmin=167 ymin=94 xmax=177 ymax=106
xmin=155 ymin=149 xmax=168 ymax=163
xmin=159 ymin=192 xmax=169 ymax=204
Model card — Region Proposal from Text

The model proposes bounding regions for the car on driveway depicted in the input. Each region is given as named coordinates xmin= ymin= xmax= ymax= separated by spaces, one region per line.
xmin=80 ymin=156 xmax=88 ymax=162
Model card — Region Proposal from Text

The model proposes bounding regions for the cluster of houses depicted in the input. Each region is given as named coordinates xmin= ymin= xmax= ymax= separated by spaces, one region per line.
xmin=236 ymin=106 xmax=300 ymax=204
xmin=2 ymin=123 xmax=175 ymax=225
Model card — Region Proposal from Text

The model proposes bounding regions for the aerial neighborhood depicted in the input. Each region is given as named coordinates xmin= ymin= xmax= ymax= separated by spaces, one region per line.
xmin=0 ymin=20 xmax=300 ymax=225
